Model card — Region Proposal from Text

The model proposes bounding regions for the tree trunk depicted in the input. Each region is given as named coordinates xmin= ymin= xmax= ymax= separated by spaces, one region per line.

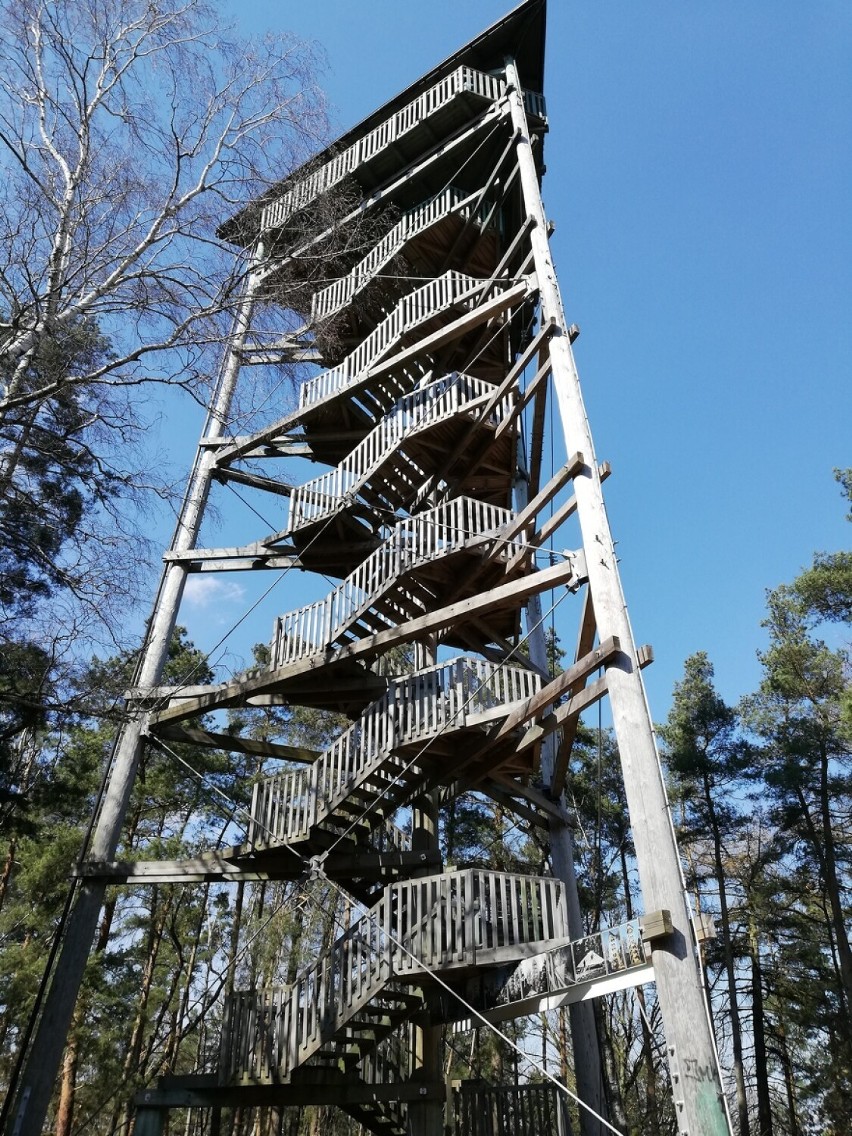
xmin=0 ymin=840 xmax=15 ymax=916
xmin=619 ymin=844 xmax=659 ymax=1132
xmin=748 ymin=926 xmax=773 ymax=1136
xmin=54 ymin=1018 xmax=78 ymax=1136
xmin=704 ymin=774 xmax=749 ymax=1136
xmin=816 ymin=744 xmax=852 ymax=1016
xmin=774 ymin=1020 xmax=799 ymax=1136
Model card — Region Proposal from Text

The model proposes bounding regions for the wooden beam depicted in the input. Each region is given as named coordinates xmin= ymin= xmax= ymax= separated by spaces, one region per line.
xmin=215 ymin=467 xmax=293 ymax=497
xmin=478 ymin=779 xmax=548 ymax=829
xmin=486 ymin=772 xmax=567 ymax=823
xmin=499 ymin=454 xmax=585 ymax=575
xmin=493 ymin=355 xmax=551 ymax=446
xmin=76 ymin=848 xmax=442 ymax=884
xmin=516 ymin=674 xmax=610 ymax=755
xmin=163 ymin=542 xmax=296 ymax=564
xmin=147 ymin=556 xmax=587 ymax=727
xmin=548 ymin=643 xmax=655 ymax=795
xmin=136 ymin=1078 xmax=447 ymax=1110
xmin=549 ymin=586 xmax=598 ymax=795
xmin=493 ymin=636 xmax=621 ymax=741
xmin=534 ymin=461 xmax=612 ymax=547
xmin=153 ymin=725 xmax=321 ymax=763
xmin=214 ymin=279 xmax=530 ymax=468
xmin=481 ymin=964 xmax=656 ymax=1025
xmin=527 ymin=341 xmax=550 ymax=496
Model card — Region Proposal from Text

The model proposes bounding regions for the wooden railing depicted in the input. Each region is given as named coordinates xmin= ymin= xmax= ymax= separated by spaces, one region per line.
xmin=287 ymin=372 xmax=512 ymax=533
xmin=261 ymin=66 xmax=545 ymax=233
xmin=312 ymin=186 xmax=482 ymax=322
xmin=299 ymin=271 xmax=500 ymax=409
xmin=269 ymin=496 xmax=523 ymax=667
xmin=220 ymin=869 xmax=566 ymax=1084
xmin=247 ymin=656 xmax=541 ymax=850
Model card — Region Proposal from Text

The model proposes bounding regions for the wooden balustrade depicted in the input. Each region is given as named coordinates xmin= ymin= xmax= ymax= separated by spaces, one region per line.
xmin=260 ymin=67 xmax=546 ymax=233
xmin=312 ymin=186 xmax=472 ymax=321
xmin=220 ymin=869 xmax=566 ymax=1084
xmin=247 ymin=656 xmax=541 ymax=851
xmin=299 ymin=271 xmax=500 ymax=409
xmin=269 ymin=496 xmax=524 ymax=668
xmin=287 ymin=372 xmax=512 ymax=533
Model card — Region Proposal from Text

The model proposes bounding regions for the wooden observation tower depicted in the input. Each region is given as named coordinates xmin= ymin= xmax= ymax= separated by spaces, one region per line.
xmin=9 ymin=3 xmax=734 ymax=1135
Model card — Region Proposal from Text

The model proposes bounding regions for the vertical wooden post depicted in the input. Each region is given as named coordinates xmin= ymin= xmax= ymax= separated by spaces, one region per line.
xmin=409 ymin=789 xmax=444 ymax=1136
xmin=504 ymin=57 xmax=732 ymax=1136
xmin=6 ymin=241 xmax=266 ymax=1136
xmin=514 ymin=460 xmax=608 ymax=1136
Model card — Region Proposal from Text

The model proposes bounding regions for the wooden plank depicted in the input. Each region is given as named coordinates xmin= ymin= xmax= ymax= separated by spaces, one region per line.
xmin=534 ymin=460 xmax=612 ymax=547
xmin=215 ymin=467 xmax=293 ymax=497
xmin=154 ymin=725 xmax=321 ymax=763
xmin=147 ymin=556 xmax=584 ymax=726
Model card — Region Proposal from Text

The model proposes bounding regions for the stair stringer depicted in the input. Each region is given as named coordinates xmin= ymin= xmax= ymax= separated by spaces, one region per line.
xmin=287 ymin=371 xmax=515 ymax=538
xmin=268 ymin=496 xmax=527 ymax=669
xmin=245 ymin=656 xmax=542 ymax=854
xmin=219 ymin=868 xmax=568 ymax=1087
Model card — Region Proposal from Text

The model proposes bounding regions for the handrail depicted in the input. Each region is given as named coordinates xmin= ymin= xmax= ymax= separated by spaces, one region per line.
xmin=311 ymin=186 xmax=485 ymax=323
xmin=261 ymin=66 xmax=546 ymax=233
xmin=220 ymin=868 xmax=566 ymax=1083
xmin=247 ymin=655 xmax=541 ymax=850
xmin=299 ymin=270 xmax=502 ymax=409
xmin=287 ymin=371 xmax=512 ymax=534
xmin=269 ymin=495 xmax=523 ymax=668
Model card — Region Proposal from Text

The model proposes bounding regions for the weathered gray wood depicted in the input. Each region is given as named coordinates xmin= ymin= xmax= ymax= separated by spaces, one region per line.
xmin=506 ymin=56 xmax=731 ymax=1136
xmin=147 ymin=555 xmax=584 ymax=727
xmin=155 ymin=725 xmax=320 ymax=762
xmin=214 ymin=278 xmax=530 ymax=467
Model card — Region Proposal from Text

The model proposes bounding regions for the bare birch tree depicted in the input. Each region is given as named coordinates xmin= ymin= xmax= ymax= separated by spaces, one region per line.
xmin=0 ymin=0 xmax=327 ymax=411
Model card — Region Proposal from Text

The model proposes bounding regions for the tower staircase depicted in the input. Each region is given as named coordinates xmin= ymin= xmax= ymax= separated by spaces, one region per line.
xmin=310 ymin=185 xmax=497 ymax=327
xmin=267 ymin=496 xmax=528 ymax=668
xmin=220 ymin=868 xmax=567 ymax=1086
xmin=245 ymin=656 xmax=542 ymax=858
xmin=298 ymin=270 xmax=513 ymax=413
xmin=102 ymin=8 xmax=730 ymax=1135
xmin=286 ymin=370 xmax=515 ymax=549
xmin=260 ymin=65 xmax=545 ymax=234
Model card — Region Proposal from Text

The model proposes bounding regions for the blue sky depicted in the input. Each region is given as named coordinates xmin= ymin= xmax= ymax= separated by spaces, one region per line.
xmin=183 ymin=0 xmax=851 ymax=718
